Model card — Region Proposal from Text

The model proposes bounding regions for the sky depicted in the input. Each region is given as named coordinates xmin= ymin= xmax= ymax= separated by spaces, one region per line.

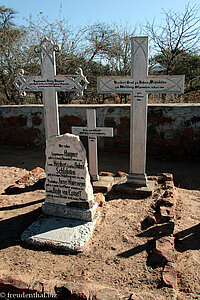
xmin=1 ymin=0 xmax=199 ymax=31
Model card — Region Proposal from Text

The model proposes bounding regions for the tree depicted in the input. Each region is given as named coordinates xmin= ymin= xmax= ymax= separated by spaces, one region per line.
xmin=0 ymin=6 xmax=28 ymax=104
xmin=143 ymin=3 xmax=200 ymax=75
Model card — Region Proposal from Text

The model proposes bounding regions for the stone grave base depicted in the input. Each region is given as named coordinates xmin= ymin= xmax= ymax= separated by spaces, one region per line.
xmin=21 ymin=214 xmax=99 ymax=253
xmin=113 ymin=179 xmax=155 ymax=198
xmin=42 ymin=202 xmax=98 ymax=221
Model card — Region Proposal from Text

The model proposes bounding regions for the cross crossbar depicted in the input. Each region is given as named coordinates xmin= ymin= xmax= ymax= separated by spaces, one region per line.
xmin=72 ymin=109 xmax=113 ymax=181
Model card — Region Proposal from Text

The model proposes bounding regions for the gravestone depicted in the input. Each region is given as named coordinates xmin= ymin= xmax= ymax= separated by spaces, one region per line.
xmin=72 ymin=109 xmax=113 ymax=181
xmin=98 ymin=36 xmax=185 ymax=187
xmin=21 ymin=133 xmax=99 ymax=252
xmin=42 ymin=133 xmax=98 ymax=221
xmin=14 ymin=38 xmax=89 ymax=139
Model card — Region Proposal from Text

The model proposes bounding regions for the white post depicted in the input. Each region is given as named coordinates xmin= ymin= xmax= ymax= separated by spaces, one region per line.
xmin=72 ymin=109 xmax=113 ymax=181
xmin=129 ymin=37 xmax=148 ymax=186
xmin=41 ymin=42 xmax=60 ymax=138
xmin=87 ymin=110 xmax=99 ymax=181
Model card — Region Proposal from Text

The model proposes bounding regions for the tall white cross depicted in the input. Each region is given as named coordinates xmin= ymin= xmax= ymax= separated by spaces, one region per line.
xmin=72 ymin=109 xmax=113 ymax=181
xmin=14 ymin=38 xmax=89 ymax=139
xmin=98 ymin=36 xmax=185 ymax=187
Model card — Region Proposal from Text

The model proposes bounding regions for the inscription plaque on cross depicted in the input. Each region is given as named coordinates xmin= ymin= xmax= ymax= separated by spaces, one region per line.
xmin=14 ymin=38 xmax=89 ymax=139
xmin=98 ymin=36 xmax=185 ymax=187
xmin=72 ymin=109 xmax=113 ymax=181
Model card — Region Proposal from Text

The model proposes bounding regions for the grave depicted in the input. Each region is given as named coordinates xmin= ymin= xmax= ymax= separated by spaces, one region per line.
xmin=72 ymin=109 xmax=113 ymax=181
xmin=14 ymin=37 xmax=89 ymax=139
xmin=21 ymin=133 xmax=99 ymax=252
xmin=98 ymin=36 xmax=185 ymax=188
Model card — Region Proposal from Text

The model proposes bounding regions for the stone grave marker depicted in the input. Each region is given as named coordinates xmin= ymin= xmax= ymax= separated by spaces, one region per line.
xmin=21 ymin=133 xmax=99 ymax=253
xmin=72 ymin=109 xmax=113 ymax=181
xmin=14 ymin=38 xmax=89 ymax=139
xmin=98 ymin=36 xmax=185 ymax=187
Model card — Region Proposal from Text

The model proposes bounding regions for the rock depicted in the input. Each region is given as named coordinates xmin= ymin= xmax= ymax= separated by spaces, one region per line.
xmin=99 ymin=171 xmax=114 ymax=177
xmin=95 ymin=288 xmax=122 ymax=300
xmin=0 ymin=275 xmax=29 ymax=293
xmin=158 ymin=173 xmax=173 ymax=182
xmin=115 ymin=171 xmax=128 ymax=177
xmin=155 ymin=236 xmax=175 ymax=263
xmin=94 ymin=193 xmax=105 ymax=207
xmin=159 ymin=206 xmax=175 ymax=222
xmin=163 ymin=265 xmax=177 ymax=290
xmin=55 ymin=282 xmax=89 ymax=299
xmin=5 ymin=167 xmax=45 ymax=194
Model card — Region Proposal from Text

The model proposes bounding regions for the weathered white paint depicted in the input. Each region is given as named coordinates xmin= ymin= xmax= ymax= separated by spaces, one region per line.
xmin=72 ymin=109 xmax=113 ymax=181
xmin=98 ymin=36 xmax=185 ymax=186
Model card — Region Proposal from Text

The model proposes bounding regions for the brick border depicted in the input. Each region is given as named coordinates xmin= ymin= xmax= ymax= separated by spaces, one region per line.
xmin=144 ymin=173 xmax=177 ymax=290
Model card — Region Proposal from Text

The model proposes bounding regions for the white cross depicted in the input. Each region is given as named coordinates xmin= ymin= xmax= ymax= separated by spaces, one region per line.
xmin=98 ymin=36 xmax=185 ymax=186
xmin=14 ymin=38 xmax=89 ymax=139
xmin=72 ymin=109 xmax=113 ymax=181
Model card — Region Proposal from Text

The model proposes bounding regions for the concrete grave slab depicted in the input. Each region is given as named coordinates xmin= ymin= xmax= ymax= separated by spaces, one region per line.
xmin=21 ymin=214 xmax=99 ymax=253
xmin=113 ymin=179 xmax=155 ymax=198
xmin=93 ymin=176 xmax=115 ymax=193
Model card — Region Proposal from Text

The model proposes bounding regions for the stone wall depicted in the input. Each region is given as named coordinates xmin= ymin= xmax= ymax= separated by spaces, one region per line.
xmin=0 ymin=104 xmax=200 ymax=158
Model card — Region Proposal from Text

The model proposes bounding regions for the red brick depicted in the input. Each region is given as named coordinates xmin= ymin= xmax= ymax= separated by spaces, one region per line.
xmin=153 ymin=139 xmax=164 ymax=147
xmin=0 ymin=275 xmax=29 ymax=292
xmin=157 ymin=117 xmax=174 ymax=124
xmin=114 ymin=138 xmax=126 ymax=144
xmin=9 ymin=117 xmax=18 ymax=125
xmin=29 ymin=167 xmax=44 ymax=177
xmin=12 ymin=135 xmax=19 ymax=143
xmin=148 ymin=119 xmax=155 ymax=124
xmin=99 ymin=171 xmax=114 ymax=176
xmin=66 ymin=126 xmax=72 ymax=133
xmin=117 ymin=127 xmax=123 ymax=135
xmin=120 ymin=117 xmax=130 ymax=125
xmin=163 ymin=265 xmax=177 ymax=290
xmin=70 ymin=116 xmax=82 ymax=125
xmin=183 ymin=141 xmax=190 ymax=148
xmin=32 ymin=116 xmax=42 ymax=125
xmin=155 ymin=236 xmax=175 ymax=263
xmin=1 ymin=117 xmax=8 ymax=125
xmin=105 ymin=118 xmax=115 ymax=126
xmin=116 ymin=171 xmax=128 ymax=177
xmin=126 ymin=128 xmax=130 ymax=135
xmin=106 ymin=147 xmax=117 ymax=153
xmin=18 ymin=116 xmax=27 ymax=126
xmin=168 ymin=139 xmax=179 ymax=146
xmin=18 ymin=174 xmax=30 ymax=184
xmin=22 ymin=135 xmax=28 ymax=142
xmin=159 ymin=206 xmax=175 ymax=222
xmin=179 ymin=128 xmax=193 ymax=137
xmin=15 ymin=127 xmax=22 ymax=134
xmin=60 ymin=116 xmax=68 ymax=125
xmin=158 ymin=173 xmax=173 ymax=182
xmin=29 ymin=135 xmax=37 ymax=143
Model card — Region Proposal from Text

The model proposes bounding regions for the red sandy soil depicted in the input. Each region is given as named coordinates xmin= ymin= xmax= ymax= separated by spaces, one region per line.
xmin=0 ymin=146 xmax=199 ymax=299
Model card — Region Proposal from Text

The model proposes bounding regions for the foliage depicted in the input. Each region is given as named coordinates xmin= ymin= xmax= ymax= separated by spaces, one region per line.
xmin=0 ymin=3 xmax=199 ymax=105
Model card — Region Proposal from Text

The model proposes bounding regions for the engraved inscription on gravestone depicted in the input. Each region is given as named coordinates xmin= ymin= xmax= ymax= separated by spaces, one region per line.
xmin=45 ymin=133 xmax=94 ymax=207
xmin=42 ymin=133 xmax=98 ymax=221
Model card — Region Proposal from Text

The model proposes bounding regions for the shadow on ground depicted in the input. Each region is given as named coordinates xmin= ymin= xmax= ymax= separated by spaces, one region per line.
xmin=0 ymin=146 xmax=200 ymax=190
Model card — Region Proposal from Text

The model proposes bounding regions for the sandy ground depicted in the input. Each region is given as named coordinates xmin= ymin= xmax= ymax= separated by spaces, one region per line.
xmin=0 ymin=146 xmax=199 ymax=299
